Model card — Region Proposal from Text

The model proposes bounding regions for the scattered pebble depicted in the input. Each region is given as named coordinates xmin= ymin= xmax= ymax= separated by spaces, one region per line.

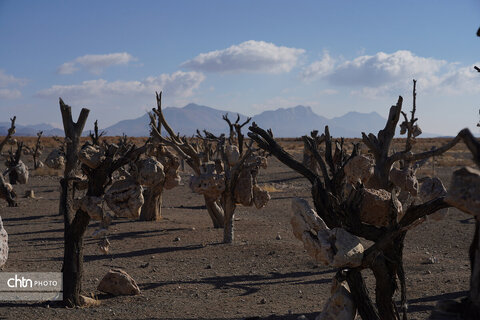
xmin=427 ymin=256 xmax=438 ymax=264
xmin=260 ymin=298 xmax=267 ymax=304
xmin=297 ymin=315 xmax=307 ymax=320
xmin=276 ymin=234 xmax=282 ymax=240
xmin=174 ymin=237 xmax=181 ymax=242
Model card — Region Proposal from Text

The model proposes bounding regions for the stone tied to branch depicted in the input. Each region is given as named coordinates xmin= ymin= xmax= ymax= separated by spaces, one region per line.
xmin=290 ymin=198 xmax=364 ymax=268
xmin=343 ymin=155 xmax=374 ymax=185
xmin=14 ymin=160 xmax=29 ymax=184
xmin=418 ymin=176 xmax=449 ymax=221
xmin=136 ymin=157 xmax=165 ymax=187
xmin=317 ymin=277 xmax=357 ymax=320
xmin=359 ymin=188 xmax=403 ymax=227
xmin=78 ymin=144 xmax=106 ymax=169
xmin=445 ymin=166 xmax=480 ymax=216
xmin=189 ymin=162 xmax=226 ymax=201
xmin=73 ymin=196 xmax=104 ymax=221
xmin=45 ymin=148 xmax=65 ymax=169
xmin=104 ymin=178 xmax=144 ymax=219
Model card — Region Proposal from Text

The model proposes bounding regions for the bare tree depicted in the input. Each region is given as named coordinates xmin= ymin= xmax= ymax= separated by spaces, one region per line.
xmin=45 ymin=136 xmax=66 ymax=170
xmin=5 ymin=142 xmax=28 ymax=185
xmin=149 ymin=92 xmax=269 ymax=242
xmin=59 ymin=99 xmax=148 ymax=306
xmin=24 ymin=131 xmax=44 ymax=169
xmin=59 ymin=98 xmax=90 ymax=307
xmin=0 ymin=116 xmax=16 ymax=154
xmin=302 ymin=130 xmax=324 ymax=175
xmin=88 ymin=120 xmax=105 ymax=146
xmin=249 ymin=84 xmax=464 ymax=319
xmin=139 ymin=92 xmax=181 ymax=221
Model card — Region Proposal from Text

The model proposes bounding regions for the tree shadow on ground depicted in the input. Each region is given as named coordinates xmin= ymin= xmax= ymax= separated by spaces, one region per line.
xmin=3 ymin=215 xmax=46 ymax=223
xmin=9 ymin=228 xmax=63 ymax=236
xmin=174 ymin=205 xmax=207 ymax=210
xmin=263 ymin=176 xmax=304 ymax=184
xmin=140 ymin=269 xmax=334 ymax=296
xmin=83 ymin=244 xmax=204 ymax=262
xmin=407 ymin=290 xmax=468 ymax=314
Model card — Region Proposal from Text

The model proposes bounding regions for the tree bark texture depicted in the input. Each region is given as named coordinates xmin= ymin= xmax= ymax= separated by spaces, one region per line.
xmin=205 ymin=196 xmax=224 ymax=228
xmin=222 ymin=193 xmax=236 ymax=244
xmin=140 ymin=186 xmax=163 ymax=221
xmin=464 ymin=218 xmax=480 ymax=319
xmin=59 ymin=98 xmax=90 ymax=307
xmin=62 ymin=209 xmax=90 ymax=307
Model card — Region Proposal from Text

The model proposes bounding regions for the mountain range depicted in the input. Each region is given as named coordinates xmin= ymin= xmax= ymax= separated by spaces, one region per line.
xmin=0 ymin=122 xmax=64 ymax=137
xmin=0 ymin=103 xmax=439 ymax=138
xmin=100 ymin=103 xmax=391 ymax=138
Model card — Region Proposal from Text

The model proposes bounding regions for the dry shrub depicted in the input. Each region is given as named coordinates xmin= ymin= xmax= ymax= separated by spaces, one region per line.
xmin=31 ymin=166 xmax=62 ymax=176
xmin=261 ymin=183 xmax=282 ymax=193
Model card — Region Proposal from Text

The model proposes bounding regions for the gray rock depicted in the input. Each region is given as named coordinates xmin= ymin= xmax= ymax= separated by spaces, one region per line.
xmin=0 ymin=216 xmax=8 ymax=268
xmin=97 ymin=268 xmax=140 ymax=296
xmin=445 ymin=167 xmax=480 ymax=216
xmin=316 ymin=278 xmax=357 ymax=320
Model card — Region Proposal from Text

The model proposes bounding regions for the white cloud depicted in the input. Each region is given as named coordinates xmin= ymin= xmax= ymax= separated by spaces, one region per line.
xmin=181 ymin=40 xmax=305 ymax=74
xmin=57 ymin=52 xmax=137 ymax=75
xmin=300 ymin=52 xmax=335 ymax=82
xmin=37 ymin=71 xmax=205 ymax=101
xmin=328 ymin=50 xmax=445 ymax=88
xmin=431 ymin=64 xmax=480 ymax=95
xmin=0 ymin=70 xmax=27 ymax=99
xmin=0 ymin=88 xmax=21 ymax=99
xmin=302 ymin=50 xmax=480 ymax=98
xmin=57 ymin=62 xmax=78 ymax=75
xmin=0 ymin=69 xmax=27 ymax=87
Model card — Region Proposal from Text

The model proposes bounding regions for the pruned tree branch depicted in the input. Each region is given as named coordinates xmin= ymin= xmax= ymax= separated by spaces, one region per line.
xmin=248 ymin=122 xmax=317 ymax=184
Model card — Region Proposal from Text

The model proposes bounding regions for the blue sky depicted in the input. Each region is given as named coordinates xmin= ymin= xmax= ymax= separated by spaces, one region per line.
xmin=1 ymin=0 xmax=480 ymax=135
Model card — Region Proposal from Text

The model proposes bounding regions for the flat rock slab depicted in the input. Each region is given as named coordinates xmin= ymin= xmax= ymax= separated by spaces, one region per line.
xmin=97 ymin=268 xmax=141 ymax=296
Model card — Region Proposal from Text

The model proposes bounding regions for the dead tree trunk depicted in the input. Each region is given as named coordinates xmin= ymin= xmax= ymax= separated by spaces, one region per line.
xmin=205 ymin=196 xmax=225 ymax=228
xmin=32 ymin=131 xmax=43 ymax=169
xmin=467 ymin=217 xmax=480 ymax=319
xmin=140 ymin=185 xmax=163 ymax=221
xmin=139 ymin=93 xmax=180 ymax=222
xmin=222 ymin=185 xmax=236 ymax=244
xmin=59 ymin=98 xmax=90 ymax=307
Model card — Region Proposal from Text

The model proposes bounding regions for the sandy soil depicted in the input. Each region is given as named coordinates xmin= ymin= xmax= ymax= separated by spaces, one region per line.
xmin=0 ymin=142 xmax=475 ymax=320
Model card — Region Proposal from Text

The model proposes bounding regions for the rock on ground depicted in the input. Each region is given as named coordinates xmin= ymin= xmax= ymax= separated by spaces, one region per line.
xmin=0 ymin=216 xmax=8 ymax=268
xmin=97 ymin=268 xmax=141 ymax=296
